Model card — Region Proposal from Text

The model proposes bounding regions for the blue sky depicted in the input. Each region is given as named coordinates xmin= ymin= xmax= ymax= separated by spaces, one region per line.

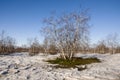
xmin=0 ymin=0 xmax=120 ymax=46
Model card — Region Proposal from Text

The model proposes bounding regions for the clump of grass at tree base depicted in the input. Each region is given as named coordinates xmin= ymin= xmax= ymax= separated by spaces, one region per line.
xmin=47 ymin=57 xmax=101 ymax=68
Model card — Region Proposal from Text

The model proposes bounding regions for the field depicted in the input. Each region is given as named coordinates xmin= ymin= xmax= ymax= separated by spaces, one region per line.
xmin=0 ymin=53 xmax=120 ymax=80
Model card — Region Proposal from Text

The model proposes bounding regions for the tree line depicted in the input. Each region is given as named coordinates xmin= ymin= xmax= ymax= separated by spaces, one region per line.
xmin=0 ymin=31 xmax=120 ymax=56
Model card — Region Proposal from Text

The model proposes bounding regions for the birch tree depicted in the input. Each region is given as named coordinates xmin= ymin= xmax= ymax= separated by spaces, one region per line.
xmin=41 ymin=10 xmax=90 ymax=60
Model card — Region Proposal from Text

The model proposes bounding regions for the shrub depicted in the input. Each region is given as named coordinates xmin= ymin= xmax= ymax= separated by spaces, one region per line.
xmin=47 ymin=57 xmax=101 ymax=68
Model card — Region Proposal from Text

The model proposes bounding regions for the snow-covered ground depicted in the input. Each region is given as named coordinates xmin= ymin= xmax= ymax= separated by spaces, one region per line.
xmin=0 ymin=52 xmax=120 ymax=80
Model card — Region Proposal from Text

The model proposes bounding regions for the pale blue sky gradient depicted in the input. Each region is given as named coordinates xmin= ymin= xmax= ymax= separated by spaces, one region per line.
xmin=0 ymin=0 xmax=120 ymax=46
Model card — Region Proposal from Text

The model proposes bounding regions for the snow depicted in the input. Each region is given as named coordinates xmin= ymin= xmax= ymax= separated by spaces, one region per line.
xmin=0 ymin=52 xmax=120 ymax=80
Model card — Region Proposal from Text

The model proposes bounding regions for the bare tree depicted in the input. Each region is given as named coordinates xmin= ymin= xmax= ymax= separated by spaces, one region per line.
xmin=43 ymin=38 xmax=49 ymax=54
xmin=41 ymin=10 xmax=90 ymax=60
xmin=0 ymin=31 xmax=5 ymax=53
xmin=29 ymin=38 xmax=40 ymax=55
xmin=115 ymin=46 xmax=120 ymax=53
xmin=47 ymin=39 xmax=58 ymax=55
xmin=95 ymin=40 xmax=108 ymax=54
xmin=42 ymin=37 xmax=58 ymax=55
xmin=0 ymin=30 xmax=16 ymax=54
xmin=5 ymin=36 xmax=16 ymax=53
xmin=105 ymin=33 xmax=119 ymax=54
